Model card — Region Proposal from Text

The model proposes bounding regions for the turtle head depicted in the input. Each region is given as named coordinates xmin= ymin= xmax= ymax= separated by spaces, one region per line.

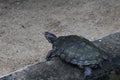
xmin=44 ymin=32 xmax=57 ymax=44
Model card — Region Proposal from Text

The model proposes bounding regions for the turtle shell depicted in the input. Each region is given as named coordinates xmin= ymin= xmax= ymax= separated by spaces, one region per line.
xmin=53 ymin=35 xmax=107 ymax=66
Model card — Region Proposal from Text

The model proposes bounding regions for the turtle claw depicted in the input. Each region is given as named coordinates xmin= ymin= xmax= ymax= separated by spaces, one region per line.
xmin=46 ymin=54 xmax=51 ymax=61
xmin=46 ymin=57 xmax=51 ymax=61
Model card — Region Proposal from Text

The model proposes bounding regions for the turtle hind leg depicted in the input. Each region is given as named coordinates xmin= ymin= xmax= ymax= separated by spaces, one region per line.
xmin=84 ymin=67 xmax=92 ymax=80
xmin=84 ymin=67 xmax=92 ymax=77
xmin=78 ymin=65 xmax=93 ymax=80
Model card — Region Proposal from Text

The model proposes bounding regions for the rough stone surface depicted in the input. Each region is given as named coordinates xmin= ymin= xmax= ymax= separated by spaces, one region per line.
xmin=94 ymin=32 xmax=120 ymax=56
xmin=0 ymin=32 xmax=120 ymax=80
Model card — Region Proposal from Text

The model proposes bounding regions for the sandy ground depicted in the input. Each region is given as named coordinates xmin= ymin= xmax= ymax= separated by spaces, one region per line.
xmin=0 ymin=0 xmax=120 ymax=77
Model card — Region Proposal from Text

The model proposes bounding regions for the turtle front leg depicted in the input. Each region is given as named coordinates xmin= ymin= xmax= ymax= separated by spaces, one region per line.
xmin=46 ymin=49 xmax=56 ymax=61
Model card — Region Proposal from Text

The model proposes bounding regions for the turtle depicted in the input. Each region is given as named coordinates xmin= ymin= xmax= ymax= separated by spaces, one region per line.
xmin=44 ymin=32 xmax=109 ymax=79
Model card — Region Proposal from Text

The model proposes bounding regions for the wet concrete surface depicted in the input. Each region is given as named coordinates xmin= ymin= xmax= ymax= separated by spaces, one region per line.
xmin=0 ymin=0 xmax=120 ymax=77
